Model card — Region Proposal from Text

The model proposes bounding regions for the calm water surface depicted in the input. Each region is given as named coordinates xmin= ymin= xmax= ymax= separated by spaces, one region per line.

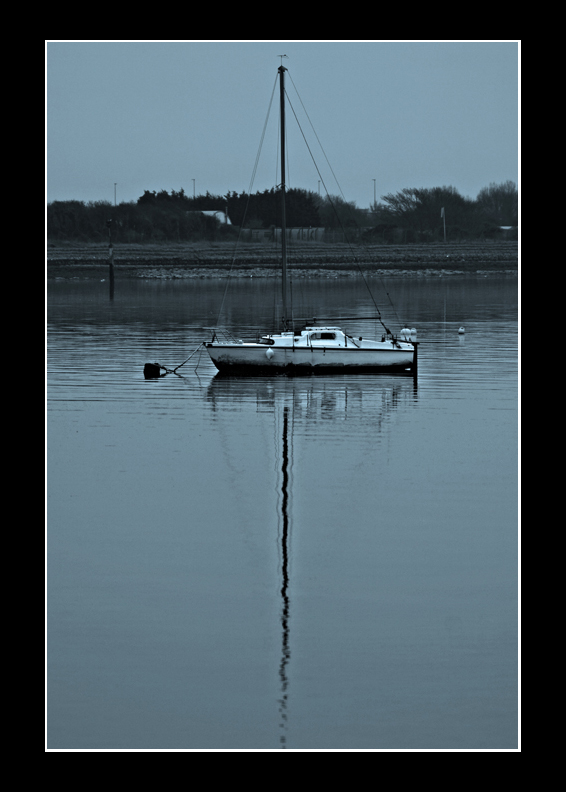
xmin=47 ymin=275 xmax=518 ymax=750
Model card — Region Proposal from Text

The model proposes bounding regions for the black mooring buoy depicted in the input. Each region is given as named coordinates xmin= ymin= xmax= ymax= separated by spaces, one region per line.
xmin=144 ymin=362 xmax=163 ymax=379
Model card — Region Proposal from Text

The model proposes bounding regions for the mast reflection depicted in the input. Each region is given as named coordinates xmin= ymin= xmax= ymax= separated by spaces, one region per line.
xmin=278 ymin=405 xmax=291 ymax=748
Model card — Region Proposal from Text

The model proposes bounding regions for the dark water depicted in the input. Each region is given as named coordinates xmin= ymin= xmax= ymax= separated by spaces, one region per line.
xmin=47 ymin=275 xmax=518 ymax=750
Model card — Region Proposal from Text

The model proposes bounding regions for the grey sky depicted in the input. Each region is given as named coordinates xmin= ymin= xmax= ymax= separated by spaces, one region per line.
xmin=46 ymin=41 xmax=519 ymax=209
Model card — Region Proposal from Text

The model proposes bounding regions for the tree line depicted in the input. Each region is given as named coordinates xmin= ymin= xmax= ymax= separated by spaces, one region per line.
xmin=371 ymin=181 xmax=517 ymax=243
xmin=47 ymin=181 xmax=517 ymax=243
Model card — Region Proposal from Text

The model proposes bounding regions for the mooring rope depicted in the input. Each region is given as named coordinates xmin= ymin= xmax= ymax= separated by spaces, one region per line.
xmin=172 ymin=343 xmax=206 ymax=373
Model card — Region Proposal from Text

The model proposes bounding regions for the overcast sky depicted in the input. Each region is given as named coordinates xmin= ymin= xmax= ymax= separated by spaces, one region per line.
xmin=46 ymin=41 xmax=519 ymax=209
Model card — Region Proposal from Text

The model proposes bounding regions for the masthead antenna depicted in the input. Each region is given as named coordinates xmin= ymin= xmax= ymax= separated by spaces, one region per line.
xmin=277 ymin=54 xmax=288 ymax=67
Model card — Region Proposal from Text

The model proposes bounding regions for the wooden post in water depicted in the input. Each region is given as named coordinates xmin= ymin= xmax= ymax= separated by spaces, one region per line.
xmin=107 ymin=219 xmax=115 ymax=299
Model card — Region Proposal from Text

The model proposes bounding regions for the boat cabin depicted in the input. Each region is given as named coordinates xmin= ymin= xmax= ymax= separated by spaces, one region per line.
xmin=260 ymin=327 xmax=364 ymax=348
xmin=296 ymin=327 xmax=344 ymax=346
xmin=256 ymin=326 xmax=407 ymax=351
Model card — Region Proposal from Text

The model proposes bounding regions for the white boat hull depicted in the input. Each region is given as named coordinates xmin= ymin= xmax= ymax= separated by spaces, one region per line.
xmin=206 ymin=342 xmax=414 ymax=373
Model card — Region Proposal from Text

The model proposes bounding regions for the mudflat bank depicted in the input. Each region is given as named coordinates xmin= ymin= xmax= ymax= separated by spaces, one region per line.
xmin=47 ymin=240 xmax=518 ymax=279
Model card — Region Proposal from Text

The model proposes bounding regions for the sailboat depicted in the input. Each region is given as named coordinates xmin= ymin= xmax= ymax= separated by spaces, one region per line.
xmin=205 ymin=65 xmax=417 ymax=376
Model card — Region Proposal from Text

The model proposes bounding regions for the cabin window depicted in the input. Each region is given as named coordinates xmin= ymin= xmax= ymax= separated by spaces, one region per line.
xmin=310 ymin=332 xmax=336 ymax=340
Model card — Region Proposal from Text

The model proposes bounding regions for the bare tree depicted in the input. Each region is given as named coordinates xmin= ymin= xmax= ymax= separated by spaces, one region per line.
xmin=476 ymin=181 xmax=518 ymax=226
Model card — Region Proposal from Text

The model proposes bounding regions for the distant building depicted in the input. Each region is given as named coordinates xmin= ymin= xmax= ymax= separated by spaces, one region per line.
xmin=200 ymin=210 xmax=231 ymax=225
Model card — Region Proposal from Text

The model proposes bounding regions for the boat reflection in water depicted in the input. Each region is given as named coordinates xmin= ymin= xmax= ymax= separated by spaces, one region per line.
xmin=205 ymin=374 xmax=418 ymax=747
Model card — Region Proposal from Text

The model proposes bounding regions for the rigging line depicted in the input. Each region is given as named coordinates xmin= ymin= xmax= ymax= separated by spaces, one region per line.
xmin=249 ymin=74 xmax=278 ymax=194
xmin=284 ymin=90 xmax=393 ymax=335
xmin=214 ymin=74 xmax=278 ymax=330
xmin=287 ymin=71 xmax=346 ymax=201
xmin=285 ymin=82 xmax=402 ymax=331
xmin=287 ymin=73 xmax=404 ymax=328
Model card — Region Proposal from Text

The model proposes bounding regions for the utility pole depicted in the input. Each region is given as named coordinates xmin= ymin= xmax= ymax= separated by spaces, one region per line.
xmin=114 ymin=183 xmax=117 ymax=206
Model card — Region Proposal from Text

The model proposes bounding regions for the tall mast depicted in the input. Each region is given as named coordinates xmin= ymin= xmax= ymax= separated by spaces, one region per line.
xmin=278 ymin=64 xmax=288 ymax=331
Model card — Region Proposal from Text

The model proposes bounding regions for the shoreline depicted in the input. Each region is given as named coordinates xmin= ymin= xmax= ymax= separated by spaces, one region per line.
xmin=47 ymin=240 xmax=518 ymax=279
